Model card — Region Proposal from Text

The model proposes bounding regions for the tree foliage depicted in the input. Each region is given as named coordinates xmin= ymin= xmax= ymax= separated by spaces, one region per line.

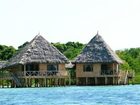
xmin=116 ymin=48 xmax=140 ymax=83
xmin=116 ymin=48 xmax=140 ymax=72
xmin=0 ymin=45 xmax=16 ymax=60
xmin=52 ymin=42 xmax=85 ymax=60
xmin=18 ymin=41 xmax=29 ymax=51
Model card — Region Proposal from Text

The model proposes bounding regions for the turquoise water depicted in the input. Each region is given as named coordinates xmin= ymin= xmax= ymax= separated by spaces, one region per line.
xmin=0 ymin=85 xmax=140 ymax=105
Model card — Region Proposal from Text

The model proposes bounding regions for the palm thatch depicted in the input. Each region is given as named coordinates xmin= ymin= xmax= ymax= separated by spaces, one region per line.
xmin=0 ymin=61 xmax=7 ymax=69
xmin=3 ymin=35 xmax=69 ymax=68
xmin=75 ymin=34 xmax=123 ymax=64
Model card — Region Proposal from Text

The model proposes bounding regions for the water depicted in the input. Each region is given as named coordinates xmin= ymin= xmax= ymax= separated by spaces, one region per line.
xmin=0 ymin=85 xmax=140 ymax=105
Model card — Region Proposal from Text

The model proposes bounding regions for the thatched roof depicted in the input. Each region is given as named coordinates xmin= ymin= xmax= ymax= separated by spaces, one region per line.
xmin=0 ymin=61 xmax=7 ymax=69
xmin=75 ymin=34 xmax=123 ymax=64
xmin=3 ymin=35 xmax=69 ymax=68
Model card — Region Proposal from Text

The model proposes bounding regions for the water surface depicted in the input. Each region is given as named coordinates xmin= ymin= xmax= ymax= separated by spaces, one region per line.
xmin=0 ymin=85 xmax=140 ymax=105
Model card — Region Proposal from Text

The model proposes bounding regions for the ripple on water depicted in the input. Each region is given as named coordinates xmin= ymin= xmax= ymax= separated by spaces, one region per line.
xmin=0 ymin=85 xmax=140 ymax=105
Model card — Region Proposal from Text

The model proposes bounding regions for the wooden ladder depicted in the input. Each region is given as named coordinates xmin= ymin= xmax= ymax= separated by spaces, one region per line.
xmin=119 ymin=70 xmax=128 ymax=85
xmin=10 ymin=72 xmax=22 ymax=87
xmin=124 ymin=70 xmax=128 ymax=85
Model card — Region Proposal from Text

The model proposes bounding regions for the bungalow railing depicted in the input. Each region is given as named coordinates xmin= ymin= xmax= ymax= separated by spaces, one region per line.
xmin=13 ymin=70 xmax=68 ymax=77
xmin=101 ymin=70 xmax=119 ymax=75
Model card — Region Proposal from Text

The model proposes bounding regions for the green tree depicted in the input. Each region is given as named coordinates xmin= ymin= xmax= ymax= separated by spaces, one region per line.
xmin=0 ymin=45 xmax=16 ymax=60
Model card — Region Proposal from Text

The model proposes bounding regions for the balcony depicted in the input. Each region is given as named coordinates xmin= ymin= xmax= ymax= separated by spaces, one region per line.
xmin=0 ymin=70 xmax=68 ymax=79
xmin=101 ymin=69 xmax=119 ymax=75
xmin=21 ymin=70 xmax=68 ymax=77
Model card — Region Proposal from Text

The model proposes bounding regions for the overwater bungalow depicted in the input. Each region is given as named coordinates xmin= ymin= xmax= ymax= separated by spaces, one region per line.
xmin=0 ymin=35 xmax=69 ymax=87
xmin=74 ymin=33 xmax=131 ymax=85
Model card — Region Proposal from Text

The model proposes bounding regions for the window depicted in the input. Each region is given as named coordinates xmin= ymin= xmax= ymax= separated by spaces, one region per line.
xmin=101 ymin=64 xmax=113 ymax=75
xmin=26 ymin=64 xmax=39 ymax=71
xmin=47 ymin=64 xmax=58 ymax=71
xmin=83 ymin=64 xmax=93 ymax=72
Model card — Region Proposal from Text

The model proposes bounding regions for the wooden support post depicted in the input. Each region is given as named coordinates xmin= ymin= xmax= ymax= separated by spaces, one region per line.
xmin=116 ymin=64 xmax=119 ymax=74
xmin=30 ymin=78 xmax=33 ymax=87
xmin=2 ymin=79 xmax=3 ymax=88
xmin=47 ymin=79 xmax=49 ymax=87
xmin=76 ymin=77 xmax=78 ymax=85
xmin=60 ymin=78 xmax=62 ymax=86
xmin=113 ymin=77 xmax=115 ymax=85
xmin=28 ymin=78 xmax=30 ymax=87
xmin=55 ymin=78 xmax=57 ymax=86
xmin=44 ymin=78 xmax=46 ymax=87
xmin=69 ymin=77 xmax=71 ymax=86
xmin=51 ymin=78 xmax=53 ymax=87
xmin=52 ymin=78 xmax=54 ymax=87
xmin=34 ymin=78 xmax=37 ymax=87
xmin=64 ymin=78 xmax=66 ymax=86
xmin=0 ymin=79 xmax=1 ymax=88
xmin=24 ymin=64 xmax=26 ymax=76
xmin=39 ymin=78 xmax=41 ymax=87
xmin=46 ymin=79 xmax=48 ymax=87
xmin=6 ymin=80 xmax=9 ymax=88
xmin=113 ymin=63 xmax=114 ymax=74
xmin=61 ymin=78 xmax=64 ymax=86
xmin=86 ymin=77 xmax=88 ymax=85
xmin=105 ymin=77 xmax=107 ymax=85
xmin=26 ymin=78 xmax=29 ymax=87
xmin=49 ymin=78 xmax=51 ymax=87
xmin=95 ymin=77 xmax=97 ymax=85
xmin=58 ymin=78 xmax=60 ymax=86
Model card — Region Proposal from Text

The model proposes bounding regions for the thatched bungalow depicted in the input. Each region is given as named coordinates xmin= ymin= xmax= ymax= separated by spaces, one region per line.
xmin=74 ymin=33 xmax=124 ymax=85
xmin=0 ymin=35 xmax=69 ymax=87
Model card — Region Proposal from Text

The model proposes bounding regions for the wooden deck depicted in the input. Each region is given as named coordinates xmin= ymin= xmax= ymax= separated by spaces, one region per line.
xmin=76 ymin=70 xmax=135 ymax=86
xmin=0 ymin=70 xmax=70 ymax=88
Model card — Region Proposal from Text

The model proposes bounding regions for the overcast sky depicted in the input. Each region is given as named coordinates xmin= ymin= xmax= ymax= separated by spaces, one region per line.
xmin=0 ymin=0 xmax=140 ymax=50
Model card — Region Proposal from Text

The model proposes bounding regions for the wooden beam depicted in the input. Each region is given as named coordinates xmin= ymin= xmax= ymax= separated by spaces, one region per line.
xmin=24 ymin=64 xmax=26 ymax=76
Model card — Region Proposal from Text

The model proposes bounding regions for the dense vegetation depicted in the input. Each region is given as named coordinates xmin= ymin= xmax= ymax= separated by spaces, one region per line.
xmin=52 ymin=42 xmax=85 ymax=60
xmin=0 ymin=45 xmax=16 ymax=60
xmin=116 ymin=48 xmax=140 ymax=84
xmin=0 ymin=42 xmax=140 ymax=83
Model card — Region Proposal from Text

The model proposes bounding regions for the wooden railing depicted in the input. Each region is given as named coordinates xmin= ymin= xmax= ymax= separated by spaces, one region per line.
xmin=15 ymin=70 xmax=68 ymax=77
xmin=10 ymin=72 xmax=22 ymax=87
xmin=101 ymin=69 xmax=119 ymax=75
xmin=0 ymin=70 xmax=68 ymax=78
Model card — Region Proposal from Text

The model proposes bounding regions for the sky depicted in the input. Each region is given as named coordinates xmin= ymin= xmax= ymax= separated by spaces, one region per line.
xmin=0 ymin=0 xmax=140 ymax=50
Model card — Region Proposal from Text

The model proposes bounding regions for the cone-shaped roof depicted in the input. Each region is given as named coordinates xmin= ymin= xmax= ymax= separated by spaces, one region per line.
xmin=75 ymin=34 xmax=122 ymax=63
xmin=0 ymin=61 xmax=7 ymax=69
xmin=4 ymin=35 xmax=69 ymax=68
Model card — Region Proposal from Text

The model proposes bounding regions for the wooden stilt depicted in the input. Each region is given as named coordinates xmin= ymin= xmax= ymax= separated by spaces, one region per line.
xmin=113 ymin=77 xmax=115 ymax=85
xmin=69 ymin=77 xmax=71 ymax=86
xmin=76 ymin=77 xmax=79 ymax=85
xmin=0 ymin=79 xmax=1 ymax=88
xmin=95 ymin=77 xmax=97 ymax=85
xmin=105 ymin=77 xmax=107 ymax=85
xmin=86 ymin=77 xmax=88 ymax=85
xmin=48 ymin=79 xmax=50 ymax=87
xmin=44 ymin=78 xmax=46 ymax=87
xmin=2 ymin=79 xmax=3 ymax=88
xmin=64 ymin=78 xmax=66 ymax=86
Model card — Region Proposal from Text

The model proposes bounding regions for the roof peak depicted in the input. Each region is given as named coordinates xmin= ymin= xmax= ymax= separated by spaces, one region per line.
xmin=95 ymin=30 xmax=101 ymax=37
xmin=75 ymin=32 xmax=123 ymax=64
xmin=97 ymin=30 xmax=99 ymax=35
xmin=35 ymin=32 xmax=42 ymax=37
